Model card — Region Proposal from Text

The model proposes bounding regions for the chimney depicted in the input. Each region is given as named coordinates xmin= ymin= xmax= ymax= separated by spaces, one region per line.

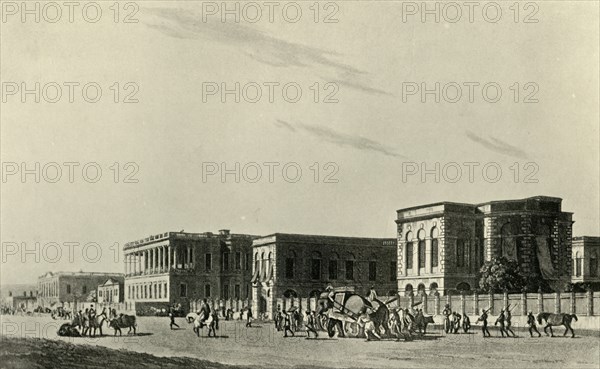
xmin=219 ymin=229 xmax=230 ymax=237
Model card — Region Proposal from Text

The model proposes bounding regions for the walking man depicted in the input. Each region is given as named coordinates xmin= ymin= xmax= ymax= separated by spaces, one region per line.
xmin=169 ymin=307 xmax=180 ymax=330
xmin=246 ymin=308 xmax=253 ymax=327
xmin=453 ymin=312 xmax=462 ymax=334
xmin=305 ymin=310 xmax=318 ymax=339
xmin=462 ymin=313 xmax=471 ymax=333
xmin=505 ymin=308 xmax=516 ymax=337
xmin=495 ymin=309 xmax=508 ymax=337
xmin=476 ymin=309 xmax=491 ymax=337
xmin=442 ymin=304 xmax=452 ymax=333
xmin=357 ymin=310 xmax=381 ymax=341
xmin=283 ymin=311 xmax=294 ymax=337
xmin=527 ymin=311 xmax=541 ymax=337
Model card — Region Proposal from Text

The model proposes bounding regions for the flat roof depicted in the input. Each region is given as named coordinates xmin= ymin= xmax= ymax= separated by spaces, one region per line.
xmin=396 ymin=195 xmax=563 ymax=213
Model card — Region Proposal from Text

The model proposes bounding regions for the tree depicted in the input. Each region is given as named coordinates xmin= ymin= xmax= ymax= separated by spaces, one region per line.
xmin=478 ymin=257 xmax=526 ymax=293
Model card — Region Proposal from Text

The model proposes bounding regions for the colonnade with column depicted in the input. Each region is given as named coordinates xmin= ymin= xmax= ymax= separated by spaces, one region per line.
xmin=124 ymin=244 xmax=195 ymax=276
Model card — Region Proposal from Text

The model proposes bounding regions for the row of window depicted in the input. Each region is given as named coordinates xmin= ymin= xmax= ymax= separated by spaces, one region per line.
xmin=204 ymin=252 xmax=252 ymax=271
xmin=573 ymin=254 xmax=599 ymax=277
xmin=128 ymin=283 xmax=251 ymax=300
xmin=283 ymin=258 xmax=396 ymax=282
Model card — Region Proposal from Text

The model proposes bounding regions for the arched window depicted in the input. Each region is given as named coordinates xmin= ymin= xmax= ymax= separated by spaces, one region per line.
xmin=456 ymin=282 xmax=471 ymax=292
xmin=368 ymin=254 xmax=377 ymax=281
xmin=283 ymin=289 xmax=298 ymax=298
xmin=405 ymin=284 xmax=413 ymax=296
xmin=309 ymin=289 xmax=321 ymax=298
xmin=417 ymin=229 xmax=426 ymax=268
xmin=311 ymin=252 xmax=322 ymax=280
xmin=590 ymin=251 xmax=598 ymax=277
xmin=405 ymin=231 xmax=414 ymax=270
xmin=431 ymin=227 xmax=439 ymax=268
xmin=417 ymin=283 xmax=426 ymax=296
xmin=429 ymin=282 xmax=439 ymax=295
xmin=501 ymin=223 xmax=517 ymax=260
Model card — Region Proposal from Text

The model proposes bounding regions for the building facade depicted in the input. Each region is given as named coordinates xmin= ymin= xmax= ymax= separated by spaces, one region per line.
xmin=396 ymin=196 xmax=573 ymax=295
xmin=123 ymin=230 xmax=257 ymax=314
xmin=97 ymin=277 xmax=125 ymax=304
xmin=251 ymin=233 xmax=397 ymax=319
xmin=37 ymin=271 xmax=124 ymax=308
xmin=572 ymin=236 xmax=600 ymax=289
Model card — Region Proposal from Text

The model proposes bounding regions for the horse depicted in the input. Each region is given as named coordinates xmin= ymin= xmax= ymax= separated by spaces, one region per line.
xmin=537 ymin=312 xmax=578 ymax=338
xmin=109 ymin=314 xmax=137 ymax=336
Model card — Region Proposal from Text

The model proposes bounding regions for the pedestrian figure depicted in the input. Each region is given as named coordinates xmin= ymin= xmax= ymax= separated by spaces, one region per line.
xmin=476 ymin=309 xmax=491 ymax=337
xmin=208 ymin=311 xmax=219 ymax=337
xmin=453 ymin=312 xmax=462 ymax=334
xmin=246 ymin=308 xmax=253 ymax=327
xmin=527 ymin=311 xmax=541 ymax=337
xmin=305 ymin=310 xmax=318 ymax=339
xmin=169 ymin=308 xmax=180 ymax=330
xmin=505 ymin=309 xmax=516 ymax=337
xmin=462 ymin=313 xmax=471 ymax=333
xmin=368 ymin=286 xmax=378 ymax=302
xmin=283 ymin=311 xmax=294 ymax=337
xmin=357 ymin=310 xmax=380 ymax=341
xmin=442 ymin=304 xmax=452 ymax=333
xmin=495 ymin=309 xmax=508 ymax=337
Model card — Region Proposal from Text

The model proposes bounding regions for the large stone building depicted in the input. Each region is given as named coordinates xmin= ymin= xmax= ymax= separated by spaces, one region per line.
xmin=97 ymin=277 xmax=125 ymax=304
xmin=572 ymin=236 xmax=600 ymax=290
xmin=37 ymin=271 xmax=124 ymax=308
xmin=396 ymin=196 xmax=573 ymax=295
xmin=251 ymin=233 xmax=397 ymax=319
xmin=123 ymin=230 xmax=257 ymax=314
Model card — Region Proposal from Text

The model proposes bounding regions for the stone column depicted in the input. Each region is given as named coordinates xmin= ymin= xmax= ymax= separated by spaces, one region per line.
xmin=489 ymin=293 xmax=494 ymax=313
xmin=446 ymin=294 xmax=451 ymax=310
xmin=162 ymin=246 xmax=166 ymax=271
xmin=503 ymin=292 xmax=509 ymax=311
xmin=422 ymin=293 xmax=428 ymax=315
xmin=521 ymin=292 xmax=527 ymax=315
xmin=434 ymin=293 xmax=440 ymax=315
xmin=425 ymin=239 xmax=431 ymax=274
xmin=173 ymin=247 xmax=177 ymax=268
xmin=555 ymin=291 xmax=561 ymax=314
xmin=538 ymin=291 xmax=543 ymax=314
xmin=587 ymin=290 xmax=593 ymax=316
xmin=167 ymin=246 xmax=171 ymax=270
xmin=460 ymin=293 xmax=466 ymax=315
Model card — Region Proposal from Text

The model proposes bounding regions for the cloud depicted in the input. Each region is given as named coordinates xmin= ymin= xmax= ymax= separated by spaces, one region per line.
xmin=465 ymin=131 xmax=529 ymax=159
xmin=143 ymin=7 xmax=390 ymax=96
xmin=275 ymin=120 xmax=405 ymax=158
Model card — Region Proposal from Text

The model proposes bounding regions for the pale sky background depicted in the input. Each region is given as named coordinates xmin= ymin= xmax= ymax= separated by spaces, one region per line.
xmin=1 ymin=1 xmax=599 ymax=285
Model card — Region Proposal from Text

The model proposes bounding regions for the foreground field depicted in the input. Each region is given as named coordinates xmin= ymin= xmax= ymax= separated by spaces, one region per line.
xmin=1 ymin=315 xmax=599 ymax=368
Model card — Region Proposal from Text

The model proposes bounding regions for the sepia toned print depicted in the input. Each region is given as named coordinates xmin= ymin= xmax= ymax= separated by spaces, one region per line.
xmin=1 ymin=1 xmax=598 ymax=368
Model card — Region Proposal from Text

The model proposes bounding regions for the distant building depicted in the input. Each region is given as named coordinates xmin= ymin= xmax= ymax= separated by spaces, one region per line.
xmin=396 ymin=196 xmax=573 ymax=295
xmin=251 ymin=233 xmax=397 ymax=319
xmin=97 ymin=277 xmax=125 ymax=304
xmin=37 ymin=271 xmax=124 ymax=309
xmin=123 ymin=230 xmax=257 ymax=314
xmin=572 ymin=236 xmax=600 ymax=290
xmin=9 ymin=292 xmax=37 ymax=312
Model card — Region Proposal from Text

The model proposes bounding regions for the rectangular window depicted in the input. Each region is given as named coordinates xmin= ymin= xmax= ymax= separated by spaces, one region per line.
xmin=418 ymin=241 xmax=426 ymax=268
xmin=576 ymin=259 xmax=582 ymax=276
xmin=369 ymin=261 xmax=377 ymax=281
xmin=144 ymin=285 xmax=148 ymax=299
xmin=205 ymin=284 xmax=211 ymax=298
xmin=82 ymin=285 xmax=87 ymax=294
xmin=457 ymin=240 xmax=465 ymax=267
xmin=590 ymin=258 xmax=598 ymax=277
xmin=311 ymin=259 xmax=321 ymax=280
xmin=205 ymin=253 xmax=212 ymax=270
xmin=345 ymin=260 xmax=354 ymax=280
xmin=234 ymin=284 xmax=240 ymax=299
xmin=390 ymin=261 xmax=397 ymax=281
xmin=180 ymin=283 xmax=187 ymax=297
xmin=246 ymin=253 xmax=251 ymax=270
xmin=158 ymin=284 xmax=162 ymax=298
xmin=406 ymin=243 xmax=413 ymax=269
xmin=245 ymin=284 xmax=249 ymax=298
xmin=285 ymin=258 xmax=295 ymax=279
xmin=149 ymin=284 xmax=153 ymax=298
xmin=223 ymin=252 xmax=230 ymax=271
xmin=431 ymin=239 xmax=439 ymax=267
xmin=223 ymin=284 xmax=229 ymax=299
xmin=235 ymin=252 xmax=242 ymax=270
xmin=99 ymin=290 xmax=103 ymax=297
xmin=328 ymin=260 xmax=338 ymax=280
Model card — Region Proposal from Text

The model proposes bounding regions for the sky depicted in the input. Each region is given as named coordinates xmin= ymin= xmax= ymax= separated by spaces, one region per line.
xmin=1 ymin=1 xmax=599 ymax=285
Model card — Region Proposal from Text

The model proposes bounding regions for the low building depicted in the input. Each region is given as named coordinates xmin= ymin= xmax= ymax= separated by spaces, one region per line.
xmin=37 ymin=271 xmax=124 ymax=309
xmin=396 ymin=196 xmax=573 ymax=295
xmin=97 ymin=277 xmax=125 ymax=304
xmin=251 ymin=233 xmax=397 ymax=319
xmin=572 ymin=236 xmax=600 ymax=290
xmin=123 ymin=230 xmax=258 ymax=315
xmin=5 ymin=291 xmax=37 ymax=312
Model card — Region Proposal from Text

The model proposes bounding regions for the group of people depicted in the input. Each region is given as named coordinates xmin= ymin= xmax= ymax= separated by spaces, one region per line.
xmin=442 ymin=304 xmax=471 ymax=334
xmin=476 ymin=307 xmax=541 ymax=338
